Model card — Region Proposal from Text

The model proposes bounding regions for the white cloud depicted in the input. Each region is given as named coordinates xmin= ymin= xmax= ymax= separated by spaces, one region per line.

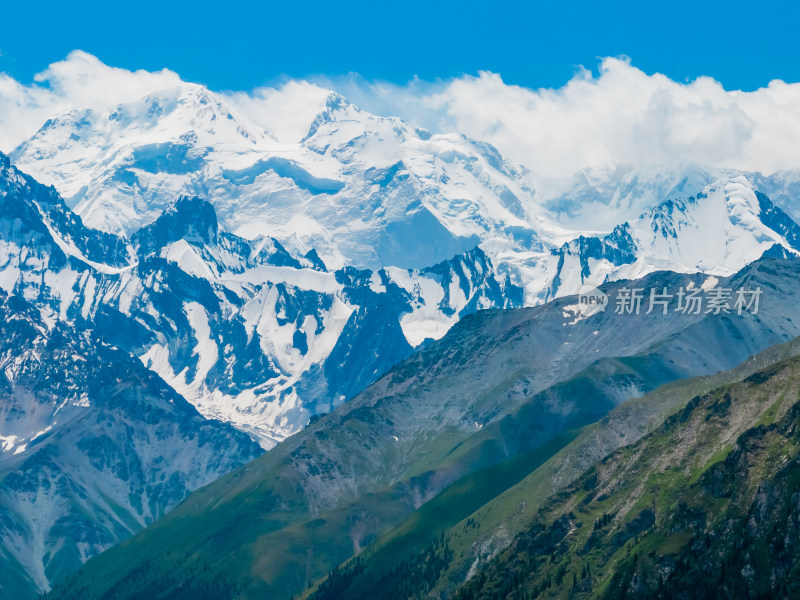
xmin=0 ymin=50 xmax=181 ymax=151
xmin=3 ymin=52 xmax=800 ymax=178
xmin=321 ymin=59 xmax=800 ymax=177
xmin=223 ymin=80 xmax=333 ymax=143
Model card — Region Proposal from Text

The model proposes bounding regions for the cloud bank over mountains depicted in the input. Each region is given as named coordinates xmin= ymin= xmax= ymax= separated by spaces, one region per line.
xmin=2 ymin=51 xmax=800 ymax=177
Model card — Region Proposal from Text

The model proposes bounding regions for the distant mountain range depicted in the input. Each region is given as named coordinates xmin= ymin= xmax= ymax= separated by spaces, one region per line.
xmin=3 ymin=80 xmax=800 ymax=598
xmin=10 ymin=83 xmax=800 ymax=303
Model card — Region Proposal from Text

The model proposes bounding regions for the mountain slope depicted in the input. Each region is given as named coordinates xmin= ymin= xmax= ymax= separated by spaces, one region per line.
xmin=452 ymin=345 xmax=800 ymax=599
xmin=0 ymin=290 xmax=262 ymax=599
xmin=44 ymin=256 xmax=800 ymax=600
xmin=303 ymin=336 xmax=800 ymax=600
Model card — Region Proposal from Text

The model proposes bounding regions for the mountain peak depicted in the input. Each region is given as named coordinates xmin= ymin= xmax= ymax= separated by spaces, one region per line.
xmin=322 ymin=91 xmax=349 ymax=113
xmin=549 ymin=179 xmax=800 ymax=297
xmin=132 ymin=195 xmax=218 ymax=256
xmin=103 ymin=82 xmax=274 ymax=146
xmin=1 ymin=152 xmax=133 ymax=273
xmin=9 ymin=82 xmax=282 ymax=237
xmin=301 ymin=91 xmax=364 ymax=141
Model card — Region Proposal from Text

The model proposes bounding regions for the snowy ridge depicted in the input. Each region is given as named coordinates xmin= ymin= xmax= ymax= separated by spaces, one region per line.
xmin=5 ymin=141 xmax=800 ymax=441
xmin=546 ymin=177 xmax=800 ymax=298
xmin=6 ymin=85 xmax=800 ymax=442
xmin=135 ymin=208 xmax=522 ymax=443
xmin=0 ymin=163 xmax=523 ymax=446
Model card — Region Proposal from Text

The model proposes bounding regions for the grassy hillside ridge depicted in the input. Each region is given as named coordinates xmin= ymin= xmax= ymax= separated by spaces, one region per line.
xmin=453 ymin=347 xmax=800 ymax=598
xmin=304 ymin=335 xmax=800 ymax=600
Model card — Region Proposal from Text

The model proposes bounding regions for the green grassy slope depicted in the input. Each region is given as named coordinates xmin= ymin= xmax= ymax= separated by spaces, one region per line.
xmin=454 ymin=349 xmax=800 ymax=598
xmin=305 ymin=336 xmax=800 ymax=600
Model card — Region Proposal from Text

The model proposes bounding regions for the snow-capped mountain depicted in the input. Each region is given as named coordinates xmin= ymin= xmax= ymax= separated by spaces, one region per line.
xmin=0 ymin=287 xmax=263 ymax=598
xmin=0 ymin=154 xmax=264 ymax=594
xmin=11 ymin=85 xmax=552 ymax=273
xmin=536 ymin=162 xmax=800 ymax=237
xmin=11 ymin=84 xmax=273 ymax=236
xmin=535 ymin=162 xmax=725 ymax=232
xmin=7 ymin=83 xmax=800 ymax=436
xmin=12 ymin=83 xmax=800 ymax=307
xmin=125 ymin=195 xmax=521 ymax=443
xmin=0 ymin=153 xmax=522 ymax=445
xmin=6 ymin=134 xmax=799 ymax=449
xmin=546 ymin=177 xmax=800 ymax=297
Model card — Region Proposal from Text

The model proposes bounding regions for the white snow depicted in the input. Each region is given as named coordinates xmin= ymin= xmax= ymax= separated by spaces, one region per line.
xmin=32 ymin=199 xmax=135 ymax=275
xmin=183 ymin=302 xmax=219 ymax=387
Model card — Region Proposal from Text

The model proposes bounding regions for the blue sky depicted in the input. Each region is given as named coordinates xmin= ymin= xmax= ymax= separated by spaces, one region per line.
xmin=1 ymin=0 xmax=799 ymax=92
